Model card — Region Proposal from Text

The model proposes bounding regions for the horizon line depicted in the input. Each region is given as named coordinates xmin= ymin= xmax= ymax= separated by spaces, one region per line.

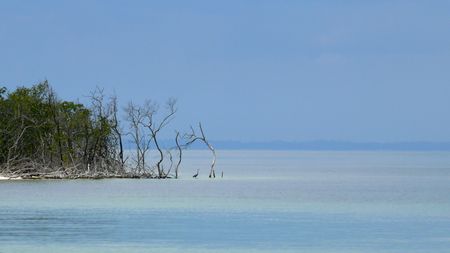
xmin=124 ymin=139 xmax=450 ymax=151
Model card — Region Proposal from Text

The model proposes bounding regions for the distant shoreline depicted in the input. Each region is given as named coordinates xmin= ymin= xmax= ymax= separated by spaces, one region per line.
xmin=148 ymin=140 xmax=450 ymax=151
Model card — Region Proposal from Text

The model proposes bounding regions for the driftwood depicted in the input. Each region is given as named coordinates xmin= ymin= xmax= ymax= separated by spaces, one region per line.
xmin=0 ymin=157 xmax=157 ymax=180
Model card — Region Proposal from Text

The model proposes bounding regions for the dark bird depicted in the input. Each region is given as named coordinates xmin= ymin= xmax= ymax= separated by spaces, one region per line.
xmin=193 ymin=169 xmax=199 ymax=178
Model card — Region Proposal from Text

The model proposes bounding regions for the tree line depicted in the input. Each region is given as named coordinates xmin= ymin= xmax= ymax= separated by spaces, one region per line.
xmin=0 ymin=81 xmax=216 ymax=179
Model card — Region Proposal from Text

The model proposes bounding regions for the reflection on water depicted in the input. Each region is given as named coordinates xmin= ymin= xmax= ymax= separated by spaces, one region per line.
xmin=1 ymin=151 xmax=450 ymax=253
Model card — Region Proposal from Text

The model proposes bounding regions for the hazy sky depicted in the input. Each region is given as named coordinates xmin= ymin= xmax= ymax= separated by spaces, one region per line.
xmin=1 ymin=0 xmax=450 ymax=142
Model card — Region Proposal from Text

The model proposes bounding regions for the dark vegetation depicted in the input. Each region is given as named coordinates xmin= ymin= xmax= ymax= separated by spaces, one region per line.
xmin=0 ymin=81 xmax=216 ymax=179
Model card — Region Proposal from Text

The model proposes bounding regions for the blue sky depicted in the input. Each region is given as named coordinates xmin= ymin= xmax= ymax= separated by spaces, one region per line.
xmin=1 ymin=0 xmax=450 ymax=142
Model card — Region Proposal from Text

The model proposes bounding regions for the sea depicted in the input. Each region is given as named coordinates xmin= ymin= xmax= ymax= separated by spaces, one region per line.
xmin=1 ymin=150 xmax=450 ymax=253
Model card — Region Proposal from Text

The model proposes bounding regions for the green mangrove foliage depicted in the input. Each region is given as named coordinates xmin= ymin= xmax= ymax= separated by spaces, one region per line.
xmin=0 ymin=81 xmax=216 ymax=179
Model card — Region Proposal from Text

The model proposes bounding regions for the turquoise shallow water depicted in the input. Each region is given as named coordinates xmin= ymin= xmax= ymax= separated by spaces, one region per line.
xmin=1 ymin=151 xmax=450 ymax=252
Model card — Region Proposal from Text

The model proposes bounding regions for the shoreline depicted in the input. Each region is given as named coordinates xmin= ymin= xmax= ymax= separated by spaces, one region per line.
xmin=0 ymin=175 xmax=23 ymax=180
xmin=0 ymin=173 xmax=170 ymax=180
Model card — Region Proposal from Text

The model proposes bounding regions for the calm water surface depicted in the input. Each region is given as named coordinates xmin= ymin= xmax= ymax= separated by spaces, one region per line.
xmin=1 ymin=151 xmax=450 ymax=253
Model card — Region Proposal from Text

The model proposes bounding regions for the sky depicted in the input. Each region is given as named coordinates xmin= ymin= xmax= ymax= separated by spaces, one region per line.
xmin=1 ymin=0 xmax=450 ymax=142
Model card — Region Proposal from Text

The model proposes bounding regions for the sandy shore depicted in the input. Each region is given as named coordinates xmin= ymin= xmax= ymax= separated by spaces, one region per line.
xmin=0 ymin=175 xmax=23 ymax=180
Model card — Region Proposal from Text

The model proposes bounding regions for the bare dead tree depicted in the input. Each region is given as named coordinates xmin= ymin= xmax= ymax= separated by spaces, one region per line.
xmin=142 ymin=98 xmax=177 ymax=178
xmin=185 ymin=122 xmax=216 ymax=178
xmin=125 ymin=101 xmax=151 ymax=175
xmin=89 ymin=87 xmax=110 ymax=163
xmin=6 ymin=117 xmax=33 ymax=170
xmin=109 ymin=95 xmax=125 ymax=169
xmin=174 ymin=131 xmax=182 ymax=179
xmin=3 ymin=111 xmax=49 ymax=175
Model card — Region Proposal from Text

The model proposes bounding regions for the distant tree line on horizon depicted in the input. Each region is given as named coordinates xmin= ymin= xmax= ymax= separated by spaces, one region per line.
xmin=0 ymin=81 xmax=216 ymax=179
